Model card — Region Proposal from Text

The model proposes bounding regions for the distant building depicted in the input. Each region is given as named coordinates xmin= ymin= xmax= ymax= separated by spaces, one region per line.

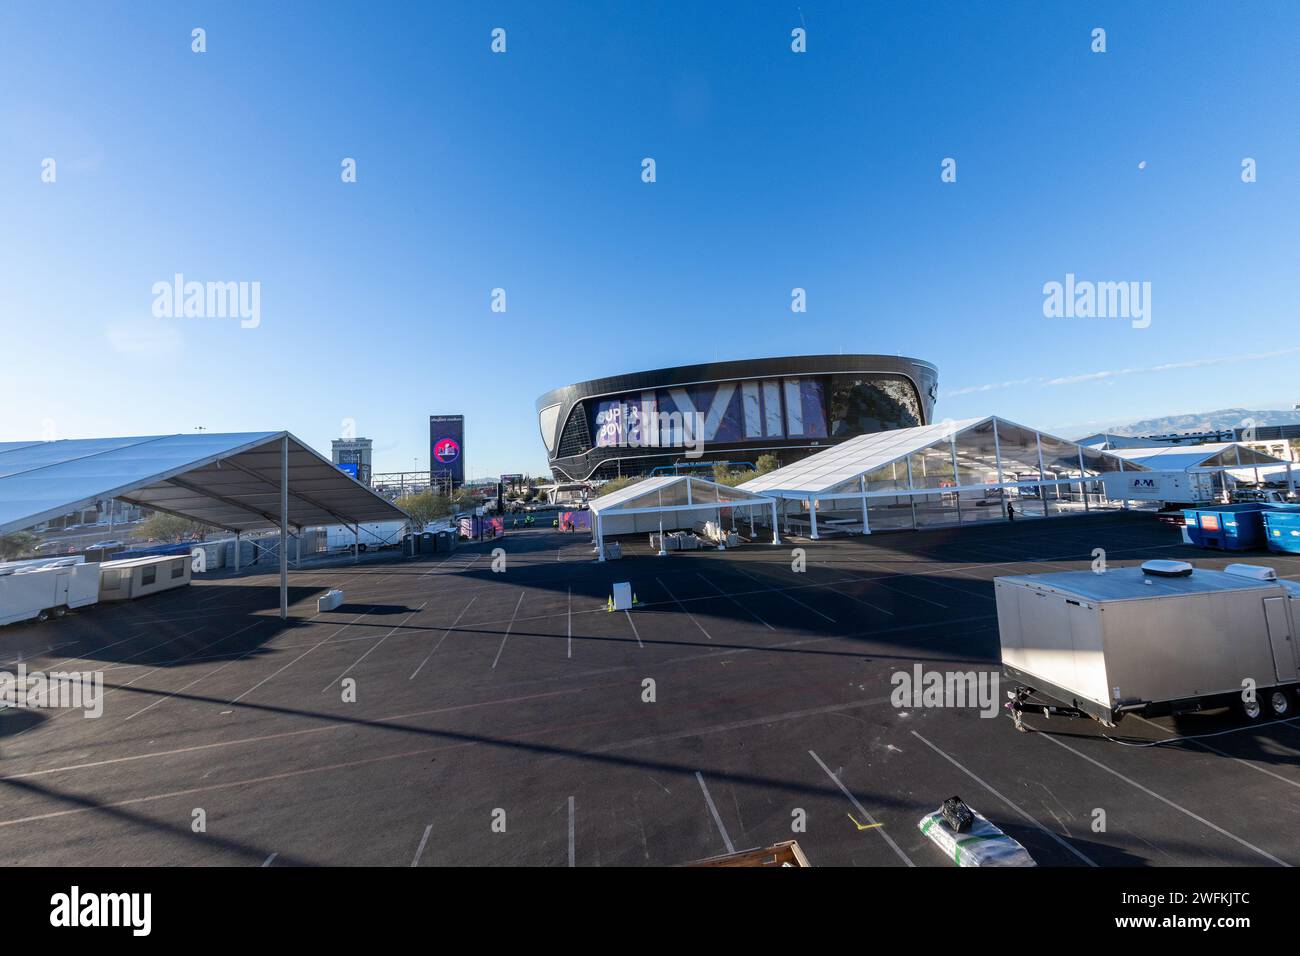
xmin=331 ymin=437 xmax=373 ymax=484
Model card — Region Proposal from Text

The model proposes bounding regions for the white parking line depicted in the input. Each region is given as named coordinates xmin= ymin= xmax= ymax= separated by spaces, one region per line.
xmin=698 ymin=573 xmax=774 ymax=630
xmin=411 ymin=824 xmax=433 ymax=867
xmin=568 ymin=796 xmax=576 ymax=867
xmin=229 ymin=610 xmax=370 ymax=704
xmin=322 ymin=602 xmax=426 ymax=693
xmin=656 ymin=577 xmax=712 ymax=640
xmin=1133 ymin=715 xmax=1300 ymax=790
xmin=261 ymin=852 xmax=277 ymax=867
xmin=410 ymin=596 xmax=478 ymax=680
xmin=624 ymin=610 xmax=643 ymax=648
xmin=1030 ymin=727 xmax=1290 ymax=866
xmin=567 ymin=587 xmax=572 ymax=659
xmin=491 ymin=593 xmax=526 ymax=670
xmin=695 ymin=772 xmax=735 ymax=853
xmin=808 ymin=749 xmax=914 ymax=866
xmin=909 ymin=730 xmax=1098 ymax=867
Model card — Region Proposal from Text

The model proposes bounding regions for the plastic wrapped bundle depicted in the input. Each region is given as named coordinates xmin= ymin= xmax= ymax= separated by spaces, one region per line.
xmin=918 ymin=807 xmax=1036 ymax=867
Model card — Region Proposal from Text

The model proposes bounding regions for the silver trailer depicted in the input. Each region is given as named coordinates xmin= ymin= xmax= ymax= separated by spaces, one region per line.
xmin=997 ymin=561 xmax=1299 ymax=726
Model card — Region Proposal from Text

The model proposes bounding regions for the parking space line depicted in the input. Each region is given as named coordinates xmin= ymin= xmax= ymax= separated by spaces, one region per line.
xmin=491 ymin=593 xmax=526 ymax=669
xmin=695 ymin=772 xmax=735 ymax=853
xmin=1132 ymin=715 xmax=1300 ymax=790
xmin=909 ymin=730 xmax=1098 ymax=867
xmin=698 ymin=573 xmax=774 ymax=630
xmin=411 ymin=824 xmax=433 ymax=867
xmin=321 ymin=602 xmax=427 ymax=693
xmin=229 ymin=610 xmax=372 ymax=704
xmin=568 ymin=796 xmax=576 ymax=867
xmin=567 ymin=587 xmax=572 ymax=659
xmin=733 ymin=568 xmax=836 ymax=623
xmin=1030 ymin=728 xmax=1290 ymax=866
xmin=656 ymin=577 xmax=713 ymax=640
xmin=409 ymin=595 xmax=478 ymax=680
xmin=261 ymin=852 xmax=277 ymax=867
xmin=808 ymin=749 xmax=914 ymax=866
xmin=624 ymin=610 xmax=643 ymax=648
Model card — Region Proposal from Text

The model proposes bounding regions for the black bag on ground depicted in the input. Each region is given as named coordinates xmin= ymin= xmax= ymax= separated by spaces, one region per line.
xmin=941 ymin=796 xmax=974 ymax=833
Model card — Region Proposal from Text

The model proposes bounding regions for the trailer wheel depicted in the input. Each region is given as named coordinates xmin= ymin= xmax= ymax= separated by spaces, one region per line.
xmin=1265 ymin=689 xmax=1290 ymax=718
xmin=1239 ymin=695 xmax=1263 ymax=721
xmin=52 ymin=606 xmax=67 ymax=619
xmin=35 ymin=609 xmax=50 ymax=623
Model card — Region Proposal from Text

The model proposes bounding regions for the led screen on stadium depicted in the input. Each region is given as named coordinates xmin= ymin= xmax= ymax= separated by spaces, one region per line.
xmin=430 ymin=415 xmax=465 ymax=487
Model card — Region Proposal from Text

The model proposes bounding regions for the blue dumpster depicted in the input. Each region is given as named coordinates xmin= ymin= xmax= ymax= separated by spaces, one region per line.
xmin=1263 ymin=509 xmax=1300 ymax=554
xmin=1181 ymin=503 xmax=1275 ymax=551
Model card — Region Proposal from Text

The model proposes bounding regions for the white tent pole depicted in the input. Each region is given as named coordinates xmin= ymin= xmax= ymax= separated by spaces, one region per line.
xmin=859 ymin=475 xmax=870 ymax=535
xmin=1035 ymin=431 xmax=1048 ymax=518
xmin=596 ymin=512 xmax=605 ymax=562
xmin=992 ymin=418 xmax=1007 ymax=519
xmin=1078 ymin=447 xmax=1090 ymax=511
xmin=950 ymin=439 xmax=962 ymax=525
xmin=234 ymin=530 xmax=241 ymax=574
xmin=279 ymin=436 xmax=289 ymax=620
xmin=809 ymin=495 xmax=819 ymax=540
xmin=657 ymin=486 xmax=665 ymax=556
xmin=353 ymin=525 xmax=359 ymax=564
xmin=905 ymin=456 xmax=918 ymax=530
xmin=770 ymin=499 xmax=780 ymax=544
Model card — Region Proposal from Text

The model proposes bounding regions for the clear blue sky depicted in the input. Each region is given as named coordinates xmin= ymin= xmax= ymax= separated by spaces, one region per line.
xmin=3 ymin=1 xmax=1299 ymax=479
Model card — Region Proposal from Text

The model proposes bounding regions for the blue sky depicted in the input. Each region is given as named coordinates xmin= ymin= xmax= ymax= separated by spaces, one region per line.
xmin=3 ymin=1 xmax=1299 ymax=479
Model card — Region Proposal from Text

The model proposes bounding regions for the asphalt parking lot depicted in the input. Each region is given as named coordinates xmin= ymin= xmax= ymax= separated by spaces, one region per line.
xmin=2 ymin=511 xmax=1299 ymax=867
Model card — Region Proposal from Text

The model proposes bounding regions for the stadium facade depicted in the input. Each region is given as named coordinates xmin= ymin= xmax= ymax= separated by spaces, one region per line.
xmin=536 ymin=354 xmax=939 ymax=481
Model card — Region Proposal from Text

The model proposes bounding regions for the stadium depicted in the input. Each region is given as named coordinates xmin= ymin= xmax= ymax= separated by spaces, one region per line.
xmin=536 ymin=354 xmax=939 ymax=481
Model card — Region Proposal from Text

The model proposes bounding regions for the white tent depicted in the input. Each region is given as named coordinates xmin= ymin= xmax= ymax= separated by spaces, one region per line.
xmin=1111 ymin=443 xmax=1295 ymax=498
xmin=587 ymin=475 xmax=779 ymax=560
xmin=0 ymin=432 xmax=410 ymax=617
xmin=738 ymin=416 xmax=1135 ymax=538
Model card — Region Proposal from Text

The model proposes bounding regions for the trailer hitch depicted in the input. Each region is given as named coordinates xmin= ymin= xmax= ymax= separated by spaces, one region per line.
xmin=1005 ymin=686 xmax=1087 ymax=732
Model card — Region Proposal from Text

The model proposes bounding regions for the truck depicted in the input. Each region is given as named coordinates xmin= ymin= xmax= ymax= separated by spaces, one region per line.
xmin=0 ymin=560 xmax=102 ymax=626
xmin=997 ymin=560 xmax=1299 ymax=727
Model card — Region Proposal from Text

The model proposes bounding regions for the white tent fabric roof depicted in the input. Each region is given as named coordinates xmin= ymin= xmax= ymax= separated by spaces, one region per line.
xmin=589 ymin=474 xmax=774 ymax=514
xmin=738 ymin=415 xmax=1133 ymax=497
xmin=1111 ymin=443 xmax=1287 ymax=471
xmin=0 ymin=432 xmax=409 ymax=534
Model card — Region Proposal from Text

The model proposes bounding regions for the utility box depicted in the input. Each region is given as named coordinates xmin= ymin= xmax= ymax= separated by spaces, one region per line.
xmin=997 ymin=561 xmax=1300 ymax=724
xmin=318 ymin=589 xmax=344 ymax=612
xmin=612 ymin=582 xmax=633 ymax=610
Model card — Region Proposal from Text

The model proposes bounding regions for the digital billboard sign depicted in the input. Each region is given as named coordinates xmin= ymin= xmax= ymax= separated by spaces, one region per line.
xmin=430 ymin=415 xmax=465 ymax=487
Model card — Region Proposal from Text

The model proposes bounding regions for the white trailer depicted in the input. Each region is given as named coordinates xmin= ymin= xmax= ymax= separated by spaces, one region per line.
xmin=98 ymin=555 xmax=192 ymax=602
xmin=1100 ymin=469 xmax=1218 ymax=504
xmin=323 ymin=521 xmax=405 ymax=553
xmin=0 ymin=560 xmax=102 ymax=626
xmin=997 ymin=561 xmax=1299 ymax=726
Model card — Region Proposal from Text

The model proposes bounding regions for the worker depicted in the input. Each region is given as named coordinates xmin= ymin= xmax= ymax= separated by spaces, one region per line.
xmin=1007 ymin=502 xmax=1016 ymax=521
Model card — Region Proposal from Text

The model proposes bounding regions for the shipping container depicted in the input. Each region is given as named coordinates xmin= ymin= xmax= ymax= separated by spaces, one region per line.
xmin=98 ymin=555 xmax=192 ymax=602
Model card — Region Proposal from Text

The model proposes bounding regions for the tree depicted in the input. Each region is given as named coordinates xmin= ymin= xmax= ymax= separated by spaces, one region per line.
xmin=140 ymin=513 xmax=212 ymax=543
xmin=754 ymin=453 xmax=780 ymax=476
xmin=0 ymin=531 xmax=38 ymax=560
xmin=395 ymin=490 xmax=451 ymax=528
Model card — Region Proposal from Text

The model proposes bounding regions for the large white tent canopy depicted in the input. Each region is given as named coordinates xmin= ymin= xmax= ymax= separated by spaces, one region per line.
xmin=587 ymin=475 xmax=779 ymax=559
xmin=0 ymin=432 xmax=410 ymax=617
xmin=738 ymin=416 xmax=1137 ymax=538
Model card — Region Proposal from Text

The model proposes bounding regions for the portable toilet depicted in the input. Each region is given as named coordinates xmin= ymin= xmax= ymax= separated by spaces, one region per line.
xmin=1263 ymin=509 xmax=1300 ymax=555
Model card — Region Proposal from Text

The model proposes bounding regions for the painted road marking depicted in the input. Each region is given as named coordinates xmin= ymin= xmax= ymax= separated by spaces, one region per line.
xmin=657 ymin=577 xmax=713 ymax=641
xmin=808 ymin=749 xmax=913 ymax=866
xmin=909 ymin=730 xmax=1098 ymax=867
xmin=699 ymin=573 xmax=774 ymax=630
xmin=491 ymin=593 xmax=526 ymax=670
xmin=695 ymin=772 xmax=735 ymax=853
xmin=624 ymin=610 xmax=643 ymax=648
xmin=322 ymin=602 xmax=426 ymax=693
xmin=1028 ymin=726 xmax=1290 ymax=866
xmin=411 ymin=824 xmax=433 ymax=867
xmin=568 ymin=796 xmax=576 ymax=867
xmin=409 ymin=595 xmax=478 ymax=680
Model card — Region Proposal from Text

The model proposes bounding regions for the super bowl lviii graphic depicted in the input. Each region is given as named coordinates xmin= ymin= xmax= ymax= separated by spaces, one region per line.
xmin=429 ymin=414 xmax=465 ymax=487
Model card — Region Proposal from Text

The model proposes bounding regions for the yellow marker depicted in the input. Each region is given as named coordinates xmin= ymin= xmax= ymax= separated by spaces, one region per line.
xmin=847 ymin=813 xmax=882 ymax=831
